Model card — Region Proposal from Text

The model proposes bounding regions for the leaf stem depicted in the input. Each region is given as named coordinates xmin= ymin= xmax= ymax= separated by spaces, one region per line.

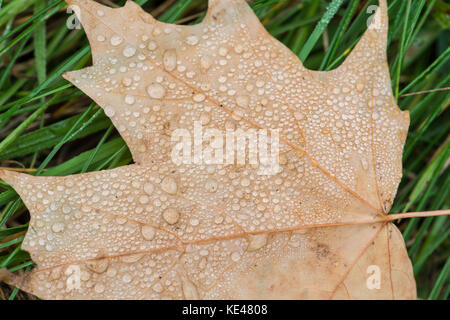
xmin=387 ymin=210 xmax=450 ymax=221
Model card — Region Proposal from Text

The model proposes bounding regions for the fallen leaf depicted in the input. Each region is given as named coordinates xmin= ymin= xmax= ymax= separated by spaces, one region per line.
xmin=0 ymin=0 xmax=420 ymax=299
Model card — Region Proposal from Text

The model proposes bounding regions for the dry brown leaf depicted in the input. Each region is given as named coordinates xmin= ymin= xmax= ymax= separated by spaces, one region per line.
xmin=0 ymin=0 xmax=424 ymax=299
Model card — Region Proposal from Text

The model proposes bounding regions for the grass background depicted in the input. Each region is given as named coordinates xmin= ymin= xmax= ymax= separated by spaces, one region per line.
xmin=0 ymin=0 xmax=448 ymax=300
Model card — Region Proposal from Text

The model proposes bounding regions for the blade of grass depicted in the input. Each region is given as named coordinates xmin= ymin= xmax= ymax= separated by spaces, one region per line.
xmin=0 ymin=94 xmax=60 ymax=154
xmin=393 ymin=0 xmax=411 ymax=101
xmin=428 ymin=258 xmax=449 ymax=300
xmin=34 ymin=0 xmax=47 ymax=85
xmin=0 ymin=33 xmax=32 ymax=90
xmin=0 ymin=110 xmax=109 ymax=161
xmin=0 ymin=0 xmax=38 ymax=28
xmin=413 ymin=219 xmax=449 ymax=275
xmin=81 ymin=124 xmax=114 ymax=173
xmin=0 ymin=245 xmax=22 ymax=268
xmin=298 ymin=0 xmax=344 ymax=62
xmin=34 ymin=104 xmax=101 ymax=175
xmin=400 ymin=47 xmax=450 ymax=95
xmin=158 ymin=0 xmax=193 ymax=23
xmin=320 ymin=0 xmax=359 ymax=70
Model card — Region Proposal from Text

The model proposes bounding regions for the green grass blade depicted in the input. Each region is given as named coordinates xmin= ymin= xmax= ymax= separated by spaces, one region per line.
xmin=428 ymin=258 xmax=450 ymax=300
xmin=298 ymin=0 xmax=344 ymax=62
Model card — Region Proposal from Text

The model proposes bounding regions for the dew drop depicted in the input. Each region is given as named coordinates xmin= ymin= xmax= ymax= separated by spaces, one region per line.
xmin=189 ymin=218 xmax=199 ymax=226
xmin=147 ymin=84 xmax=166 ymax=99
xmin=161 ymin=176 xmax=177 ymax=194
xmin=218 ymin=47 xmax=228 ymax=56
xmin=125 ymin=95 xmax=135 ymax=105
xmin=200 ymin=56 xmax=212 ymax=69
xmin=356 ymin=83 xmax=365 ymax=92
xmin=231 ymin=252 xmax=241 ymax=262
xmin=162 ymin=207 xmax=180 ymax=225
xmin=153 ymin=283 xmax=163 ymax=293
xmin=139 ymin=195 xmax=149 ymax=204
xmin=105 ymin=106 xmax=115 ymax=117
xmin=122 ymin=77 xmax=132 ymax=87
xmin=94 ymin=283 xmax=105 ymax=294
xmin=234 ymin=44 xmax=244 ymax=54
xmin=247 ymin=234 xmax=268 ymax=251
xmin=122 ymin=274 xmax=132 ymax=283
xmin=143 ymin=182 xmax=154 ymax=195
xmin=332 ymin=134 xmax=342 ymax=142
xmin=256 ymin=80 xmax=265 ymax=88
xmin=236 ymin=95 xmax=249 ymax=108
xmin=110 ymin=35 xmax=123 ymax=46
xmin=205 ymin=178 xmax=218 ymax=193
xmin=182 ymin=278 xmax=199 ymax=299
xmin=240 ymin=178 xmax=250 ymax=187
xmin=372 ymin=112 xmax=380 ymax=120
xmin=62 ymin=204 xmax=72 ymax=214
xmin=163 ymin=49 xmax=177 ymax=71
xmin=193 ymin=93 xmax=206 ymax=102
xmin=148 ymin=41 xmax=157 ymax=50
xmin=123 ymin=46 xmax=136 ymax=58
xmin=106 ymin=268 xmax=117 ymax=277
xmin=121 ymin=253 xmax=144 ymax=263
xmin=186 ymin=35 xmax=199 ymax=46
xmin=52 ymin=222 xmax=64 ymax=233
xmin=294 ymin=112 xmax=305 ymax=121
xmin=141 ymin=225 xmax=156 ymax=241
xmin=86 ymin=259 xmax=109 ymax=274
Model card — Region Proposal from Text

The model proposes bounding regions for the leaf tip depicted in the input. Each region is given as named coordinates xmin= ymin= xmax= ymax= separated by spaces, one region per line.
xmin=63 ymin=69 xmax=89 ymax=87
xmin=0 ymin=268 xmax=18 ymax=286
xmin=205 ymin=0 xmax=259 ymax=26
xmin=0 ymin=169 xmax=22 ymax=187
xmin=62 ymin=71 xmax=73 ymax=82
xmin=0 ymin=268 xmax=32 ymax=294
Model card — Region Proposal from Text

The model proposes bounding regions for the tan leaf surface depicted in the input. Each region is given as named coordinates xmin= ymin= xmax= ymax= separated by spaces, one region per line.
xmin=0 ymin=0 xmax=416 ymax=299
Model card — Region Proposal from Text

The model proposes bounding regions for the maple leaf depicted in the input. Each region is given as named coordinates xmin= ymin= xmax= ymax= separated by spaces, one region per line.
xmin=1 ymin=0 xmax=446 ymax=300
